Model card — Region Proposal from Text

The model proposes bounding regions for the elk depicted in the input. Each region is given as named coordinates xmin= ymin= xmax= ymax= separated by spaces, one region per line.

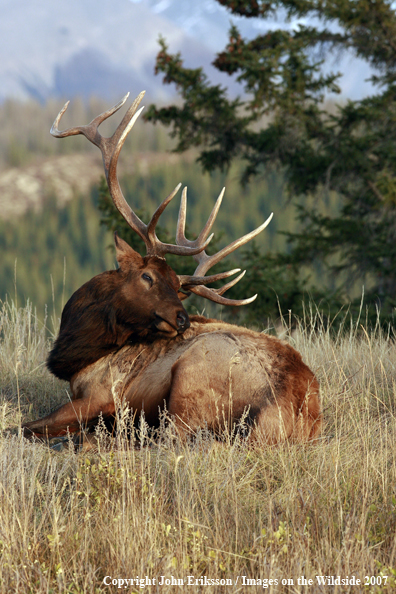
xmin=22 ymin=92 xmax=322 ymax=445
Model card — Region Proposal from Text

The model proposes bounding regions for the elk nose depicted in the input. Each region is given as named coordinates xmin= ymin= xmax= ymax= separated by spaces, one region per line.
xmin=176 ymin=311 xmax=190 ymax=331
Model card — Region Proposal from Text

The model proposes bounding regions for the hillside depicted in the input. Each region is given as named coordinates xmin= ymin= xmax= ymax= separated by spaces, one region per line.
xmin=0 ymin=151 xmax=193 ymax=220
xmin=0 ymin=97 xmax=348 ymax=321
xmin=0 ymin=154 xmax=102 ymax=219
xmin=0 ymin=152 xmax=291 ymax=318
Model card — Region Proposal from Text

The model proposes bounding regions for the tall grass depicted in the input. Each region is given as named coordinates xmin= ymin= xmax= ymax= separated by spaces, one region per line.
xmin=0 ymin=299 xmax=395 ymax=593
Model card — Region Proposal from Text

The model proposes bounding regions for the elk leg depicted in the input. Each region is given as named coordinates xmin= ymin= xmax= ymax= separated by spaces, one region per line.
xmin=22 ymin=397 xmax=115 ymax=440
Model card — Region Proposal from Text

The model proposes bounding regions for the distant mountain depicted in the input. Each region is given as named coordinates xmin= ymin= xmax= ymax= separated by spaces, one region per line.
xmin=0 ymin=0 xmax=375 ymax=103
xmin=0 ymin=0 xmax=217 ymax=102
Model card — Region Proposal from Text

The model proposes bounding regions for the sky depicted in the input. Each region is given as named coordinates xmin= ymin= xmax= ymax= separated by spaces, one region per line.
xmin=0 ymin=0 xmax=376 ymax=103
xmin=128 ymin=0 xmax=376 ymax=100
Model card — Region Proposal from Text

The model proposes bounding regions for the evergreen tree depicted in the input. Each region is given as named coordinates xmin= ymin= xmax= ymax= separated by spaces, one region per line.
xmin=145 ymin=0 xmax=396 ymax=320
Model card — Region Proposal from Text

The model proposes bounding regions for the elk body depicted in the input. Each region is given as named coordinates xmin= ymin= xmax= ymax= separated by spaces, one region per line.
xmin=22 ymin=92 xmax=322 ymax=445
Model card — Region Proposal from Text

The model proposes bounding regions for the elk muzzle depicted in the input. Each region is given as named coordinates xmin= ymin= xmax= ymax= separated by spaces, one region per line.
xmin=153 ymin=308 xmax=190 ymax=336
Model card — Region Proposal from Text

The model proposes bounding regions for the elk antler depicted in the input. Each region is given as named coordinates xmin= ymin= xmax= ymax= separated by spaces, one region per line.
xmin=176 ymin=187 xmax=273 ymax=305
xmin=51 ymin=92 xmax=273 ymax=305
xmin=51 ymin=92 xmax=211 ymax=258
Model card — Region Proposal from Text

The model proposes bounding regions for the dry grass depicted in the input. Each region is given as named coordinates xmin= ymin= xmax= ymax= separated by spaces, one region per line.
xmin=1 ymin=298 xmax=396 ymax=593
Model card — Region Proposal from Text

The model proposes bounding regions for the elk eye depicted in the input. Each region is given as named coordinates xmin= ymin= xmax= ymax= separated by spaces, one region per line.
xmin=142 ymin=273 xmax=153 ymax=286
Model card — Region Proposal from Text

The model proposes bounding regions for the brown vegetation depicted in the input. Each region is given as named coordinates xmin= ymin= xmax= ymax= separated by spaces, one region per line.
xmin=1 ymin=299 xmax=395 ymax=592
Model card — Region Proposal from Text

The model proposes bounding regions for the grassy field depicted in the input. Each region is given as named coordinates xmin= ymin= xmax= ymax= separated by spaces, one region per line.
xmin=0 ymin=298 xmax=396 ymax=593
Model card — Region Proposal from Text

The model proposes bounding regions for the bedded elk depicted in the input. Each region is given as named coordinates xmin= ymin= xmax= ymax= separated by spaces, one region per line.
xmin=22 ymin=92 xmax=322 ymax=445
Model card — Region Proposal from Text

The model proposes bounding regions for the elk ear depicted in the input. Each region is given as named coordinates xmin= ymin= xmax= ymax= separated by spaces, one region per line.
xmin=114 ymin=232 xmax=143 ymax=268
xmin=178 ymin=291 xmax=190 ymax=301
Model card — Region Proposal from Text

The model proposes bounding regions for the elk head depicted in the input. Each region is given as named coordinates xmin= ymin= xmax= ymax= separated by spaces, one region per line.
xmin=48 ymin=92 xmax=273 ymax=381
xmin=112 ymin=232 xmax=189 ymax=338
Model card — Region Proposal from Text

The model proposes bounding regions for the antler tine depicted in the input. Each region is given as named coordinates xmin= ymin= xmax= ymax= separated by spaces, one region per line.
xmin=193 ymin=212 xmax=274 ymax=277
xmin=50 ymin=93 xmax=131 ymax=146
xmin=186 ymin=283 xmax=258 ymax=306
xmin=178 ymin=268 xmax=242 ymax=287
xmin=144 ymin=184 xmax=214 ymax=257
xmin=176 ymin=187 xmax=274 ymax=305
xmin=176 ymin=186 xmax=224 ymax=249
xmin=216 ymin=269 xmax=246 ymax=294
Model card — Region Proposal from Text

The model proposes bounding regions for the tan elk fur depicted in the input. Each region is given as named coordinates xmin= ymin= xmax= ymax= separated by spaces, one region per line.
xmin=25 ymin=316 xmax=321 ymax=444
